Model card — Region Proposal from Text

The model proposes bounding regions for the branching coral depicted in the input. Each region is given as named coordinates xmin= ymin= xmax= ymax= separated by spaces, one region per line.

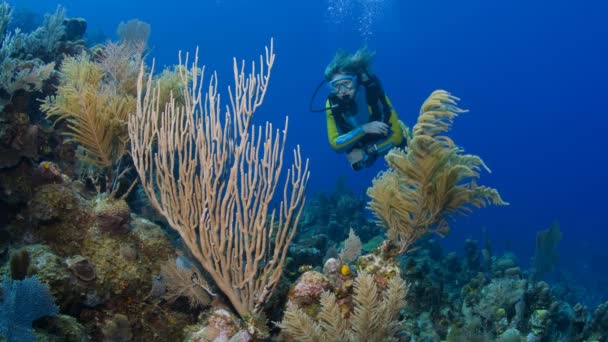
xmin=278 ymin=271 xmax=408 ymax=341
xmin=129 ymin=41 xmax=310 ymax=327
xmin=0 ymin=2 xmax=64 ymax=111
xmin=367 ymin=90 xmax=507 ymax=253
xmin=160 ymin=258 xmax=213 ymax=309
xmin=339 ymin=228 xmax=362 ymax=264
xmin=95 ymin=41 xmax=145 ymax=95
xmin=41 ymin=53 xmax=132 ymax=170
xmin=40 ymin=42 xmax=145 ymax=198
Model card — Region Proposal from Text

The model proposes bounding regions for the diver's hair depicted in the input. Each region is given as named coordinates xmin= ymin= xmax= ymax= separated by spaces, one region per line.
xmin=324 ymin=47 xmax=375 ymax=80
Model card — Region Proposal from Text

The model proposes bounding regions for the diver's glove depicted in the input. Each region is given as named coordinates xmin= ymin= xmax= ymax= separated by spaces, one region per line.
xmin=348 ymin=146 xmax=379 ymax=171
xmin=347 ymin=148 xmax=368 ymax=171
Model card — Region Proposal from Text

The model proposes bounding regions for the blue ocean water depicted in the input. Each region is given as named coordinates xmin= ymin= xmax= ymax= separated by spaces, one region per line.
xmin=8 ymin=0 xmax=608 ymax=302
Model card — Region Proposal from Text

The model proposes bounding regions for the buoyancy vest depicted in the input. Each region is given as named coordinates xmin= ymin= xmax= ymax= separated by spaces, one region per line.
xmin=328 ymin=74 xmax=393 ymax=147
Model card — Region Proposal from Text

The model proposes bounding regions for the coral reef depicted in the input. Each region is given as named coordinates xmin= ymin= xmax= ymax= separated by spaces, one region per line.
xmin=0 ymin=3 xmax=605 ymax=341
xmin=0 ymin=3 xmax=60 ymax=112
xmin=0 ymin=276 xmax=59 ymax=341
xmin=39 ymin=51 xmax=138 ymax=198
xmin=368 ymin=90 xmax=507 ymax=253
xmin=278 ymin=264 xmax=408 ymax=341
xmin=129 ymin=38 xmax=309 ymax=333
xmin=0 ymin=7 xmax=197 ymax=339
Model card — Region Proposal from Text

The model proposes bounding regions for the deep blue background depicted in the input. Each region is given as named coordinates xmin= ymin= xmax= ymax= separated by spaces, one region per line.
xmin=8 ymin=0 xmax=608 ymax=298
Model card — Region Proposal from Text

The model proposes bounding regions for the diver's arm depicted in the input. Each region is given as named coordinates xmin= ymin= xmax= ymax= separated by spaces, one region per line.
xmin=367 ymin=96 xmax=404 ymax=154
xmin=326 ymin=102 xmax=366 ymax=153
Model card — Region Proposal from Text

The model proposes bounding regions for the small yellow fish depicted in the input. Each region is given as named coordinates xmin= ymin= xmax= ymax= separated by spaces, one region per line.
xmin=340 ymin=265 xmax=351 ymax=276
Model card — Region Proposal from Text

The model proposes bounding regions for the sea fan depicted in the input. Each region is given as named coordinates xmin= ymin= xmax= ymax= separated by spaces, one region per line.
xmin=0 ymin=276 xmax=59 ymax=342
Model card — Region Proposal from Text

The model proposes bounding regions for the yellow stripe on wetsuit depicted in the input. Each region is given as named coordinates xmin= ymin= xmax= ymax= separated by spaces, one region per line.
xmin=326 ymin=95 xmax=403 ymax=153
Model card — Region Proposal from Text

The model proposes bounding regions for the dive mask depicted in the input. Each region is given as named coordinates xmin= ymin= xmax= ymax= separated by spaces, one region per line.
xmin=328 ymin=75 xmax=357 ymax=94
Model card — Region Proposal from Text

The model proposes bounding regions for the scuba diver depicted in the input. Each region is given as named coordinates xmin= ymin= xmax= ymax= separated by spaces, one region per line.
xmin=311 ymin=48 xmax=406 ymax=171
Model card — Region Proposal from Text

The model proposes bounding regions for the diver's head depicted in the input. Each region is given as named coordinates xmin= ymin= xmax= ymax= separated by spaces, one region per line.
xmin=328 ymin=73 xmax=357 ymax=101
xmin=324 ymin=47 xmax=375 ymax=102
xmin=324 ymin=47 xmax=375 ymax=80
xmin=310 ymin=47 xmax=375 ymax=113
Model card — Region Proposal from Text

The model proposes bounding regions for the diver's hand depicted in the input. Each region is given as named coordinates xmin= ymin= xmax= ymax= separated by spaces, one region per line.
xmin=362 ymin=121 xmax=389 ymax=135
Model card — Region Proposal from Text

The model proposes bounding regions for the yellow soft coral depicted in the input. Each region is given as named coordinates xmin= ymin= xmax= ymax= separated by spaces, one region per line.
xmin=367 ymin=90 xmax=507 ymax=253
xmin=39 ymin=50 xmax=143 ymax=199
xmin=40 ymin=53 xmax=133 ymax=170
